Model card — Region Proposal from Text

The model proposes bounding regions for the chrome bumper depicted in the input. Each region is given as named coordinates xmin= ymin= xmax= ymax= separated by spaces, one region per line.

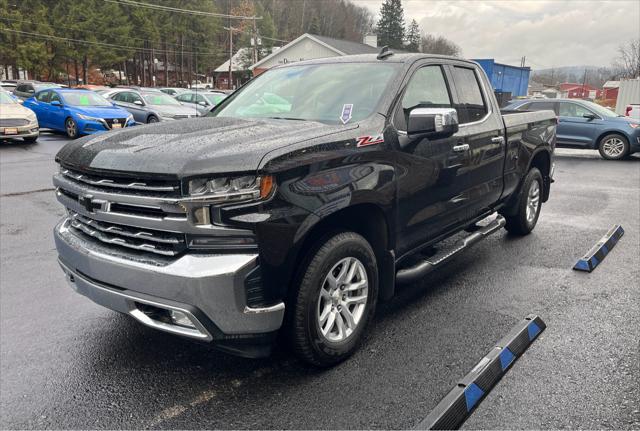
xmin=54 ymin=219 xmax=285 ymax=340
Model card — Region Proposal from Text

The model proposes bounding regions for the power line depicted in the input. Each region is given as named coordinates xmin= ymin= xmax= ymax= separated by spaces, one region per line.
xmin=0 ymin=28 xmax=224 ymax=58
xmin=104 ymin=0 xmax=261 ymax=20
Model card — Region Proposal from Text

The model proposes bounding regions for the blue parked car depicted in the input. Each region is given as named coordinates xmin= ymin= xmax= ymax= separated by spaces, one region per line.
xmin=23 ymin=88 xmax=134 ymax=139
xmin=505 ymin=98 xmax=640 ymax=160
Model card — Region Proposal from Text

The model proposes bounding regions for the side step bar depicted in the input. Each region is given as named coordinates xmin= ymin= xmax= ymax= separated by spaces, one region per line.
xmin=396 ymin=215 xmax=506 ymax=284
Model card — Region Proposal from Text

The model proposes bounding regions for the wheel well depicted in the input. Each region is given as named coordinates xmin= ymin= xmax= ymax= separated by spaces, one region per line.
xmin=594 ymin=131 xmax=628 ymax=149
xmin=530 ymin=150 xmax=551 ymax=201
xmin=288 ymin=203 xmax=394 ymax=301
xmin=296 ymin=204 xmax=390 ymax=261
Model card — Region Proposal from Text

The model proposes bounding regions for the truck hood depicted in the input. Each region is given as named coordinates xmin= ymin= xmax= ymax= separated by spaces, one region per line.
xmin=56 ymin=116 xmax=355 ymax=177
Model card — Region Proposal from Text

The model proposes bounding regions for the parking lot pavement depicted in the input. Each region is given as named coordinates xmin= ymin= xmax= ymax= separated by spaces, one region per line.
xmin=1 ymin=137 xmax=638 ymax=429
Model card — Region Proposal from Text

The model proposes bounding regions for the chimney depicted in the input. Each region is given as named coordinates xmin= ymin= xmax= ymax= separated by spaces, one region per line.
xmin=364 ymin=34 xmax=378 ymax=48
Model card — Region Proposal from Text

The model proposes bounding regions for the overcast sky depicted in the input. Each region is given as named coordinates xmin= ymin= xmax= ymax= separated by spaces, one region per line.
xmin=351 ymin=0 xmax=640 ymax=69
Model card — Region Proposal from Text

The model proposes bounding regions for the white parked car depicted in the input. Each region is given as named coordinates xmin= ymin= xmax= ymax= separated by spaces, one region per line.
xmin=0 ymin=89 xmax=39 ymax=143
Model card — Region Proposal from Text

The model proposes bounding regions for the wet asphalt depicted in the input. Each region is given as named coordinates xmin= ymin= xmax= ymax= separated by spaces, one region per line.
xmin=1 ymin=132 xmax=639 ymax=429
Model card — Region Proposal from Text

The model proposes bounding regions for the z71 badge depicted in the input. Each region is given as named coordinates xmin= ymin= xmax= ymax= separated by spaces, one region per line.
xmin=356 ymin=134 xmax=384 ymax=148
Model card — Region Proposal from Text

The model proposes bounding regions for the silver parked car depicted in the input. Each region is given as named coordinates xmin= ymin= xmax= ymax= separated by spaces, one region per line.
xmin=109 ymin=90 xmax=198 ymax=124
xmin=174 ymin=91 xmax=228 ymax=116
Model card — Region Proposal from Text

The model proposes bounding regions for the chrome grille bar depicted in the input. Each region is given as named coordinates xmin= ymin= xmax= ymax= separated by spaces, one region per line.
xmin=61 ymin=169 xmax=179 ymax=193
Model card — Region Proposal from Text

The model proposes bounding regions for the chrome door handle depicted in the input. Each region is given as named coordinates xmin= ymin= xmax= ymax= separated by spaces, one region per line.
xmin=453 ymin=143 xmax=470 ymax=152
xmin=491 ymin=136 xmax=505 ymax=143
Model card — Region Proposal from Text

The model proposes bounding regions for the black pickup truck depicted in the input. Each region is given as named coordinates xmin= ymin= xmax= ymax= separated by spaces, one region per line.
xmin=53 ymin=53 xmax=556 ymax=366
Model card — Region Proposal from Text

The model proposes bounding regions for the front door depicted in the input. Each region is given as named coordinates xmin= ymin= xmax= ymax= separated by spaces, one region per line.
xmin=558 ymin=101 xmax=600 ymax=146
xmin=393 ymin=64 xmax=467 ymax=256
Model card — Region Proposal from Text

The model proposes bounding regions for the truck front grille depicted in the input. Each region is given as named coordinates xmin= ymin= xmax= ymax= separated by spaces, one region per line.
xmin=68 ymin=211 xmax=187 ymax=256
xmin=61 ymin=168 xmax=180 ymax=195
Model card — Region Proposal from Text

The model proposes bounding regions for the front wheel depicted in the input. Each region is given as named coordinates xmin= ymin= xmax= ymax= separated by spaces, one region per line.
xmin=598 ymin=134 xmax=629 ymax=160
xmin=65 ymin=117 xmax=79 ymax=139
xmin=147 ymin=115 xmax=159 ymax=124
xmin=289 ymin=231 xmax=378 ymax=367
xmin=504 ymin=167 xmax=543 ymax=236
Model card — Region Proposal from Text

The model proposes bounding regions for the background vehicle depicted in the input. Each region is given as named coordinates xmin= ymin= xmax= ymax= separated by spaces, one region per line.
xmin=506 ymin=98 xmax=640 ymax=159
xmin=13 ymin=81 xmax=61 ymax=100
xmin=159 ymin=87 xmax=187 ymax=96
xmin=53 ymin=54 xmax=556 ymax=367
xmin=1 ymin=80 xmax=18 ymax=93
xmin=0 ymin=89 xmax=39 ymax=143
xmin=175 ymin=90 xmax=227 ymax=116
xmin=23 ymin=88 xmax=134 ymax=139
xmin=109 ymin=89 xmax=198 ymax=123
xmin=625 ymin=104 xmax=640 ymax=120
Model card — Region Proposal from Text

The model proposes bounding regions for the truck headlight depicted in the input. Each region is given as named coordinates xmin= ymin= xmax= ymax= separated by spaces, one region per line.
xmin=188 ymin=175 xmax=274 ymax=201
xmin=126 ymin=114 xmax=134 ymax=124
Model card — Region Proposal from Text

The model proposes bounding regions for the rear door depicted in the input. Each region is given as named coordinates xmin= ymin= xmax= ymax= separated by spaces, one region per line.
xmin=48 ymin=91 xmax=66 ymax=131
xmin=33 ymin=90 xmax=51 ymax=127
xmin=558 ymin=101 xmax=600 ymax=146
xmin=447 ymin=64 xmax=505 ymax=217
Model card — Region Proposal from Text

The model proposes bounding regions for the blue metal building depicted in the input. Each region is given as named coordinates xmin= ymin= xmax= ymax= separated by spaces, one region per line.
xmin=473 ymin=59 xmax=530 ymax=97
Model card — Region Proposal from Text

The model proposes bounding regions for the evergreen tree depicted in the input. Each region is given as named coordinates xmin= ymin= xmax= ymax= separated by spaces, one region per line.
xmin=376 ymin=0 xmax=405 ymax=49
xmin=405 ymin=19 xmax=420 ymax=52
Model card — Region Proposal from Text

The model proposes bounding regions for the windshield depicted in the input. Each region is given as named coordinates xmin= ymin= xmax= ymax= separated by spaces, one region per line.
xmin=62 ymin=91 xmax=112 ymax=107
xmin=582 ymin=101 xmax=618 ymax=118
xmin=211 ymin=63 xmax=400 ymax=123
xmin=0 ymin=92 xmax=16 ymax=104
xmin=143 ymin=93 xmax=181 ymax=106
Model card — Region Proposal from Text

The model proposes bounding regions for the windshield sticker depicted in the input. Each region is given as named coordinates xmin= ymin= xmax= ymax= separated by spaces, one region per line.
xmin=356 ymin=134 xmax=384 ymax=148
xmin=340 ymin=104 xmax=353 ymax=124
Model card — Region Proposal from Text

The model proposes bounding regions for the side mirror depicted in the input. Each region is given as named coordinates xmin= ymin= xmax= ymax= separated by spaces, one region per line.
xmin=583 ymin=113 xmax=597 ymax=120
xmin=407 ymin=107 xmax=459 ymax=138
xmin=51 ymin=100 xmax=62 ymax=107
xmin=133 ymin=100 xmax=144 ymax=106
xmin=198 ymin=101 xmax=208 ymax=106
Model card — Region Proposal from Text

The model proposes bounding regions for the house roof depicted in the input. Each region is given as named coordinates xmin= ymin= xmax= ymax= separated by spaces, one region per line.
xmin=250 ymin=33 xmax=379 ymax=70
xmin=214 ymin=48 xmax=252 ymax=73
xmin=603 ymin=80 xmax=620 ymax=88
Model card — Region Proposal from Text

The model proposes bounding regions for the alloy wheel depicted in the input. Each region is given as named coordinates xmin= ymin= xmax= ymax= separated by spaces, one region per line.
xmin=526 ymin=180 xmax=540 ymax=224
xmin=602 ymin=137 xmax=625 ymax=158
xmin=316 ymin=257 xmax=368 ymax=342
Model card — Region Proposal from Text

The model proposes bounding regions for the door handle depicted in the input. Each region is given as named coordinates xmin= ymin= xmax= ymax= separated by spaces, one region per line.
xmin=491 ymin=136 xmax=505 ymax=144
xmin=453 ymin=143 xmax=469 ymax=152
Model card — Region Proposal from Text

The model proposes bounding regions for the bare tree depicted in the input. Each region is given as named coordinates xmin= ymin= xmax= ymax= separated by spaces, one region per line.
xmin=420 ymin=34 xmax=461 ymax=57
xmin=613 ymin=39 xmax=640 ymax=79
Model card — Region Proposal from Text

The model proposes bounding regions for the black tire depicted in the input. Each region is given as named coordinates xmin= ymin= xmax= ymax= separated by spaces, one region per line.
xmin=147 ymin=115 xmax=159 ymax=124
xmin=23 ymin=135 xmax=38 ymax=143
xmin=504 ymin=167 xmax=543 ymax=236
xmin=289 ymin=231 xmax=378 ymax=367
xmin=598 ymin=134 xmax=629 ymax=160
xmin=65 ymin=117 xmax=79 ymax=139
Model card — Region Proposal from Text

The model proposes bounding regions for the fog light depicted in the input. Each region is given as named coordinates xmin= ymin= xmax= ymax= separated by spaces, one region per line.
xmin=169 ymin=310 xmax=196 ymax=328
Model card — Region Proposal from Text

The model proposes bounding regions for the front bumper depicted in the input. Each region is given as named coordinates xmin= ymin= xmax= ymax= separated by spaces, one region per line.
xmin=78 ymin=119 xmax=135 ymax=135
xmin=1 ymin=122 xmax=39 ymax=139
xmin=54 ymin=218 xmax=285 ymax=347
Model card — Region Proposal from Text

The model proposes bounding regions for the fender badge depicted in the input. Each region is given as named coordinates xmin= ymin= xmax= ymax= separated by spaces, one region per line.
xmin=356 ymin=134 xmax=384 ymax=148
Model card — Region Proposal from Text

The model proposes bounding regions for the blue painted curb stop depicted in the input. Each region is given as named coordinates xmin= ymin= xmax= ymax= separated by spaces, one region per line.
xmin=415 ymin=315 xmax=546 ymax=430
xmin=573 ymin=225 xmax=624 ymax=272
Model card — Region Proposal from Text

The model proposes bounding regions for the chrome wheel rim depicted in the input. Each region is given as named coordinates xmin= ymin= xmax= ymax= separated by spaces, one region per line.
xmin=317 ymin=257 xmax=368 ymax=342
xmin=526 ymin=180 xmax=540 ymax=224
xmin=66 ymin=119 xmax=76 ymax=137
xmin=602 ymin=138 xmax=625 ymax=158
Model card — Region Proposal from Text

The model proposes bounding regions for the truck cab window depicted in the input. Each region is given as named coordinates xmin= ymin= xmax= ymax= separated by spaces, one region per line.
xmin=452 ymin=66 xmax=488 ymax=124
xmin=396 ymin=65 xmax=452 ymax=131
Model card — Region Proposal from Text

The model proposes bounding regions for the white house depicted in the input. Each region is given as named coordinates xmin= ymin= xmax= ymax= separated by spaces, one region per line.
xmin=250 ymin=33 xmax=379 ymax=76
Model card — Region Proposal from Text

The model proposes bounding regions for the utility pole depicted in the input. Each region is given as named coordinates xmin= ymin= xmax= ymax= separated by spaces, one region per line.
xmin=228 ymin=26 xmax=233 ymax=90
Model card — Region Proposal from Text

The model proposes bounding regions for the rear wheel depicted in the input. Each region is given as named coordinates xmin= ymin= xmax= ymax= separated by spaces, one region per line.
xmin=147 ymin=115 xmax=159 ymax=124
xmin=598 ymin=134 xmax=629 ymax=160
xmin=504 ymin=167 xmax=543 ymax=236
xmin=65 ymin=117 xmax=79 ymax=139
xmin=289 ymin=231 xmax=378 ymax=367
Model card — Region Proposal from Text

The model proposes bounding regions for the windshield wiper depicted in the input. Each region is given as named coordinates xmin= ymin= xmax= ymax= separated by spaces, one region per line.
xmin=265 ymin=116 xmax=307 ymax=121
